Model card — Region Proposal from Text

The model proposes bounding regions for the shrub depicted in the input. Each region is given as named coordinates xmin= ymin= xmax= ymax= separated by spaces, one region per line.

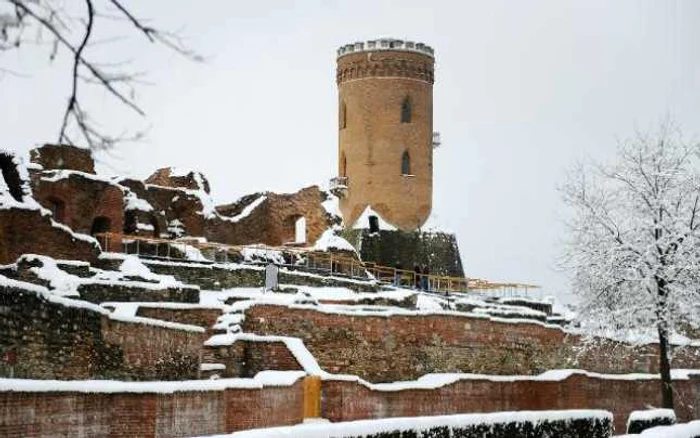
xmin=627 ymin=409 xmax=676 ymax=434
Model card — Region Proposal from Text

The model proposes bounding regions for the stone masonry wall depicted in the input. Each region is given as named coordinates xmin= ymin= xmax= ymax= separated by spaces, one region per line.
xmin=77 ymin=282 xmax=200 ymax=304
xmin=141 ymin=260 xmax=379 ymax=292
xmin=136 ymin=306 xmax=222 ymax=329
xmin=322 ymin=373 xmax=700 ymax=433
xmin=205 ymin=340 xmax=303 ymax=378
xmin=0 ymin=283 xmax=203 ymax=380
xmin=0 ymin=380 xmax=304 ymax=437
xmin=345 ymin=228 xmax=465 ymax=277
xmin=243 ymin=305 xmax=700 ymax=382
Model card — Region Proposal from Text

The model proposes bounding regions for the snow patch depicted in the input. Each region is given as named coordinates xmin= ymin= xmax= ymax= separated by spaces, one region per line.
xmin=352 ymin=206 xmax=397 ymax=231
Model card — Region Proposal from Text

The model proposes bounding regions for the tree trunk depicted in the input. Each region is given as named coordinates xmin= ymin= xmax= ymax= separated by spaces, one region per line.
xmin=657 ymin=323 xmax=674 ymax=409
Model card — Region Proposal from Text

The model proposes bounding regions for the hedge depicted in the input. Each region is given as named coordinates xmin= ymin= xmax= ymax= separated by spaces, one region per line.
xmin=224 ymin=410 xmax=613 ymax=438
xmin=627 ymin=409 xmax=676 ymax=434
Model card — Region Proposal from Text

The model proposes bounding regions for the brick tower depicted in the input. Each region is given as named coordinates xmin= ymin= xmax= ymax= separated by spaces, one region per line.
xmin=332 ymin=38 xmax=435 ymax=231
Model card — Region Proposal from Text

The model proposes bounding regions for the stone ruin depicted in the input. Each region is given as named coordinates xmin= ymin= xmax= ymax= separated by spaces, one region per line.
xmin=2 ymin=144 xmax=700 ymax=436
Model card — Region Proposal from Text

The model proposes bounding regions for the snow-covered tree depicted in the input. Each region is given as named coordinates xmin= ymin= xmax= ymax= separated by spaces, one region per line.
xmin=1 ymin=0 xmax=200 ymax=150
xmin=561 ymin=122 xmax=700 ymax=409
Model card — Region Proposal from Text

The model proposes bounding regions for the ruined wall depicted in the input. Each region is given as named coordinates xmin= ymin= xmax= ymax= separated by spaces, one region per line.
xmin=0 ymin=380 xmax=304 ymax=437
xmin=0 ymin=208 xmax=99 ymax=265
xmin=243 ymin=305 xmax=700 ymax=382
xmin=29 ymin=144 xmax=96 ymax=174
xmin=77 ymin=283 xmax=199 ymax=304
xmin=145 ymin=167 xmax=211 ymax=193
xmin=211 ymin=186 xmax=332 ymax=246
xmin=205 ymin=341 xmax=304 ymax=378
xmin=0 ymin=282 xmax=204 ymax=380
xmin=345 ymin=228 xmax=464 ymax=277
xmin=136 ymin=306 xmax=222 ymax=329
xmin=32 ymin=173 xmax=124 ymax=237
xmin=322 ymin=374 xmax=700 ymax=433
xmin=139 ymin=259 xmax=378 ymax=292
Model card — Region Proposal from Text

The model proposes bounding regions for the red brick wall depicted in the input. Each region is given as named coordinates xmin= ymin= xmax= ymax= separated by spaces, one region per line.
xmin=244 ymin=305 xmax=700 ymax=382
xmin=30 ymin=144 xmax=96 ymax=174
xmin=0 ymin=380 xmax=304 ymax=437
xmin=0 ymin=208 xmax=99 ymax=265
xmin=321 ymin=374 xmax=700 ymax=433
xmin=32 ymin=174 xmax=123 ymax=238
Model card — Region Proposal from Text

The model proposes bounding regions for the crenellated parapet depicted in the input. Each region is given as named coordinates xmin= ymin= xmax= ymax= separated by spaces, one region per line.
xmin=336 ymin=38 xmax=435 ymax=85
xmin=337 ymin=38 xmax=435 ymax=58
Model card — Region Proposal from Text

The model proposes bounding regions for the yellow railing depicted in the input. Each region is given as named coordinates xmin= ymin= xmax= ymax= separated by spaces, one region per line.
xmin=94 ymin=232 xmax=539 ymax=294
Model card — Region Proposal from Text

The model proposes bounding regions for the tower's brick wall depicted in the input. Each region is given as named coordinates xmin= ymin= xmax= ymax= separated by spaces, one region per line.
xmin=337 ymin=42 xmax=435 ymax=231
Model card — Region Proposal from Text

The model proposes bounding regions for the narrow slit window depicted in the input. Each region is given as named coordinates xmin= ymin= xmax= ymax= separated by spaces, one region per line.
xmin=401 ymin=96 xmax=412 ymax=123
xmin=401 ymin=151 xmax=411 ymax=175
xmin=340 ymin=101 xmax=347 ymax=129
xmin=341 ymin=153 xmax=347 ymax=177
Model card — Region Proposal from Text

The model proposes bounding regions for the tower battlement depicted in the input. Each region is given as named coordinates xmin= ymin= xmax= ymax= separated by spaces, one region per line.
xmin=337 ymin=38 xmax=435 ymax=59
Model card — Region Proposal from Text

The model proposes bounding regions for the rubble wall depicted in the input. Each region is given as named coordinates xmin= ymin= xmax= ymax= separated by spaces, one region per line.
xmin=0 ymin=283 xmax=204 ymax=380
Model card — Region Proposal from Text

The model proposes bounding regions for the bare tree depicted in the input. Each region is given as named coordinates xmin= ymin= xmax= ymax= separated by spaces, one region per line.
xmin=561 ymin=121 xmax=700 ymax=409
xmin=0 ymin=0 xmax=200 ymax=150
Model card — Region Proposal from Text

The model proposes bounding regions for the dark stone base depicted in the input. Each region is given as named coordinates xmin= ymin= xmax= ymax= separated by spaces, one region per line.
xmin=344 ymin=228 xmax=465 ymax=277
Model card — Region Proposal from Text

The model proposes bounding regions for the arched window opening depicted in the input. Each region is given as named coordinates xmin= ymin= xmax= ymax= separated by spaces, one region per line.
xmin=340 ymin=101 xmax=347 ymax=129
xmin=91 ymin=216 xmax=111 ymax=236
xmin=401 ymin=96 xmax=412 ymax=123
xmin=0 ymin=153 xmax=24 ymax=202
xmin=341 ymin=153 xmax=347 ymax=177
xmin=401 ymin=151 xmax=411 ymax=175
xmin=368 ymin=215 xmax=379 ymax=233
xmin=47 ymin=197 xmax=66 ymax=223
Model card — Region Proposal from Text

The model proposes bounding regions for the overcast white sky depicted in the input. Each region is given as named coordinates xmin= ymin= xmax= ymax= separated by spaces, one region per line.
xmin=2 ymin=0 xmax=699 ymax=301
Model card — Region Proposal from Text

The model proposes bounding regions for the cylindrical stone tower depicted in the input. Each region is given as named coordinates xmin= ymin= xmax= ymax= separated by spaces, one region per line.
xmin=335 ymin=38 xmax=435 ymax=231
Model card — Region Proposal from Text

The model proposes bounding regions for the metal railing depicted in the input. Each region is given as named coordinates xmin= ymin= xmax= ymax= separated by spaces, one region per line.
xmin=94 ymin=232 xmax=538 ymax=295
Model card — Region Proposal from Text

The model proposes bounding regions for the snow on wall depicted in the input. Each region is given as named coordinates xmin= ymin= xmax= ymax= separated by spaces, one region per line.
xmin=352 ymin=206 xmax=398 ymax=231
xmin=219 ymin=195 xmax=267 ymax=223
xmin=0 ymin=371 xmax=306 ymax=393
xmin=313 ymin=229 xmax=356 ymax=252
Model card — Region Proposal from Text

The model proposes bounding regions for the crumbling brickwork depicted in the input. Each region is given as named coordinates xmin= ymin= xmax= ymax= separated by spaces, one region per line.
xmin=0 ymin=283 xmax=204 ymax=380
xmin=30 ymin=144 xmax=96 ymax=174
xmin=0 ymin=208 xmax=100 ymax=265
